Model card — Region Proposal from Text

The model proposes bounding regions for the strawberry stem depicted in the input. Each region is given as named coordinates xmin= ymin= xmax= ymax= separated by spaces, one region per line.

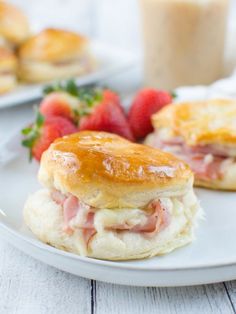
xmin=21 ymin=110 xmax=45 ymax=161
xmin=171 ymin=90 xmax=177 ymax=99
xmin=43 ymin=79 xmax=103 ymax=106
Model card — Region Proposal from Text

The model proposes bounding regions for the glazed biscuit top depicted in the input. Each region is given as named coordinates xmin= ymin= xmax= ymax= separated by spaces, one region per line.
xmin=18 ymin=28 xmax=88 ymax=62
xmin=0 ymin=1 xmax=29 ymax=44
xmin=41 ymin=131 xmax=191 ymax=186
xmin=152 ymin=99 xmax=236 ymax=146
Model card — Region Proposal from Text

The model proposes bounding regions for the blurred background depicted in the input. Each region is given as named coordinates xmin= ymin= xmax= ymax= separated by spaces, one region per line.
xmin=9 ymin=0 xmax=141 ymax=53
xmin=8 ymin=0 xmax=236 ymax=77
xmin=7 ymin=1 xmax=236 ymax=50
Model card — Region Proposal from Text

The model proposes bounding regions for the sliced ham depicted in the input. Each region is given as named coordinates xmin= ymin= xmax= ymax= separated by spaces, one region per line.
xmin=51 ymin=189 xmax=67 ymax=205
xmin=83 ymin=229 xmax=96 ymax=245
xmin=82 ymin=212 xmax=96 ymax=244
xmin=151 ymin=134 xmax=226 ymax=181
xmin=51 ymin=190 xmax=170 ymax=246
xmin=189 ymin=144 xmax=235 ymax=158
xmin=51 ymin=191 xmax=96 ymax=244
xmin=83 ymin=211 xmax=95 ymax=229
xmin=63 ymin=195 xmax=80 ymax=226
xmin=107 ymin=200 xmax=170 ymax=236
xmin=186 ymin=155 xmax=224 ymax=181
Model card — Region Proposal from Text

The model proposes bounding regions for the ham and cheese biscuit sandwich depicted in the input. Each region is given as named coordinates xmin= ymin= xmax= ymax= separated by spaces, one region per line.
xmin=24 ymin=131 xmax=201 ymax=261
xmin=0 ymin=1 xmax=29 ymax=47
xmin=146 ymin=99 xmax=236 ymax=190
xmin=0 ymin=46 xmax=17 ymax=93
xmin=18 ymin=28 xmax=95 ymax=83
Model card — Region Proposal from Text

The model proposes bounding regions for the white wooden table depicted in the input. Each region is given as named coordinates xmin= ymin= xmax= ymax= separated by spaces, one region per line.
xmin=1 ymin=68 xmax=236 ymax=314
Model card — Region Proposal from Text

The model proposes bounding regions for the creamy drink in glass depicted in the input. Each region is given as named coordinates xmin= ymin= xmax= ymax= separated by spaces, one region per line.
xmin=140 ymin=0 xmax=229 ymax=90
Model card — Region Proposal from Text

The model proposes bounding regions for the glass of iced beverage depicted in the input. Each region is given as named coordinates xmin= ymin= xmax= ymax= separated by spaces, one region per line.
xmin=140 ymin=0 xmax=229 ymax=90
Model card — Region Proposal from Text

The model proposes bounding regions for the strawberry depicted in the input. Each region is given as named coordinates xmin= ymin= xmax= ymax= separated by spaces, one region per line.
xmin=39 ymin=80 xmax=133 ymax=140
xmin=31 ymin=123 xmax=60 ymax=161
xmin=102 ymin=89 xmax=121 ymax=106
xmin=40 ymin=92 xmax=78 ymax=122
xmin=128 ymin=88 xmax=172 ymax=139
xmin=41 ymin=81 xmax=122 ymax=123
xmin=22 ymin=112 xmax=77 ymax=161
xmin=79 ymin=101 xmax=134 ymax=141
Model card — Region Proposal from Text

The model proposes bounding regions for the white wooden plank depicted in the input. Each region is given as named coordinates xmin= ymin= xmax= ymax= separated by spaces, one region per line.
xmin=0 ymin=241 xmax=91 ymax=314
xmin=95 ymin=281 xmax=234 ymax=314
xmin=224 ymin=281 xmax=236 ymax=312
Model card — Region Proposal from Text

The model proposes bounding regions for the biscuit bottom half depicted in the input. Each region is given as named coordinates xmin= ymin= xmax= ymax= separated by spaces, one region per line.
xmin=24 ymin=188 xmax=201 ymax=261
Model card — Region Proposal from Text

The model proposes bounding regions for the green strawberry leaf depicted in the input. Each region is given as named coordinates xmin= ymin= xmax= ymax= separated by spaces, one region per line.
xmin=21 ymin=109 xmax=44 ymax=161
xmin=22 ymin=138 xmax=34 ymax=148
xmin=65 ymin=79 xmax=79 ymax=97
xmin=77 ymin=87 xmax=102 ymax=106
xmin=21 ymin=127 xmax=32 ymax=135
xmin=73 ymin=109 xmax=80 ymax=117
xmin=43 ymin=80 xmax=77 ymax=96
xmin=36 ymin=111 xmax=45 ymax=128
xmin=77 ymin=107 xmax=92 ymax=116
xmin=171 ymin=91 xmax=177 ymax=99
xmin=43 ymin=81 xmax=64 ymax=95
xmin=22 ymin=133 xmax=38 ymax=161
xmin=21 ymin=129 xmax=39 ymax=148
xmin=43 ymin=85 xmax=54 ymax=95
xmin=43 ymin=79 xmax=103 ymax=105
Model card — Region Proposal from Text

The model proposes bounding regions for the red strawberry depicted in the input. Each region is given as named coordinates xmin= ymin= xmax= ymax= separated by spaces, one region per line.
xmin=40 ymin=85 xmax=122 ymax=125
xmin=102 ymin=89 xmax=121 ymax=106
xmin=79 ymin=101 xmax=134 ymax=141
xmin=45 ymin=116 xmax=78 ymax=138
xmin=31 ymin=124 xmax=61 ymax=161
xmin=40 ymin=92 xmax=78 ymax=122
xmin=38 ymin=80 xmax=133 ymax=140
xmin=128 ymin=89 xmax=172 ymax=139
xmin=22 ymin=112 xmax=77 ymax=161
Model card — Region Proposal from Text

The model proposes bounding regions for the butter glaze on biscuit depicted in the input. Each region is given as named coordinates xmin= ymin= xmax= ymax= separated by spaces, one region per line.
xmin=39 ymin=131 xmax=193 ymax=208
xmin=152 ymin=99 xmax=236 ymax=147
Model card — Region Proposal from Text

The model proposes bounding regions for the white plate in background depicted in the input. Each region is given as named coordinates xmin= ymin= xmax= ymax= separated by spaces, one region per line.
xmin=0 ymin=41 xmax=138 ymax=109
xmin=0 ymin=147 xmax=236 ymax=287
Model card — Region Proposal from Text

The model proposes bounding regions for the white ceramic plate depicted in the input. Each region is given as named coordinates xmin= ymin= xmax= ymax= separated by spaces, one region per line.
xmin=1 ymin=148 xmax=236 ymax=287
xmin=0 ymin=41 xmax=138 ymax=109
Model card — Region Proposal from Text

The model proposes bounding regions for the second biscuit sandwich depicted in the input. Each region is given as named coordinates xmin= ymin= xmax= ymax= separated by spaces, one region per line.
xmin=146 ymin=99 xmax=236 ymax=190
xmin=18 ymin=28 xmax=94 ymax=83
